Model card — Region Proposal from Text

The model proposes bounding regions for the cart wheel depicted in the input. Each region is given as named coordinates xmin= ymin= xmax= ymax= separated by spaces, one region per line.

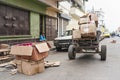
xmin=68 ymin=45 xmax=76 ymax=60
xmin=100 ymin=45 xmax=107 ymax=61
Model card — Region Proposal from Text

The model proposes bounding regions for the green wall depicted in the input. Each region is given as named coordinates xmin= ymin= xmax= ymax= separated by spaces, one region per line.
xmin=30 ymin=12 xmax=40 ymax=38
xmin=0 ymin=0 xmax=47 ymax=40
xmin=42 ymin=16 xmax=45 ymax=33
xmin=0 ymin=0 xmax=47 ymax=14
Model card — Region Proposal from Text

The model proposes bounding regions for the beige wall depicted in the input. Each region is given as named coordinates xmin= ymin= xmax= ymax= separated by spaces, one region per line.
xmin=66 ymin=18 xmax=79 ymax=30
xmin=44 ymin=0 xmax=57 ymax=7
xmin=45 ymin=0 xmax=58 ymax=17
xmin=59 ymin=1 xmax=71 ymax=15
xmin=46 ymin=8 xmax=57 ymax=17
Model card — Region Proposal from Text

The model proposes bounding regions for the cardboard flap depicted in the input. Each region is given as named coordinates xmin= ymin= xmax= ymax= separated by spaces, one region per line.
xmin=79 ymin=17 xmax=90 ymax=24
xmin=10 ymin=46 xmax=33 ymax=56
xmin=35 ymin=42 xmax=50 ymax=53
xmin=90 ymin=13 xmax=98 ymax=21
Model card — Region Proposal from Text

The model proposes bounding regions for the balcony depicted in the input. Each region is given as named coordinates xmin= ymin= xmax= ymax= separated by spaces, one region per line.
xmin=38 ymin=0 xmax=61 ymax=12
xmin=70 ymin=7 xmax=84 ymax=19
xmin=38 ymin=0 xmax=63 ymax=7
xmin=74 ymin=0 xmax=83 ymax=7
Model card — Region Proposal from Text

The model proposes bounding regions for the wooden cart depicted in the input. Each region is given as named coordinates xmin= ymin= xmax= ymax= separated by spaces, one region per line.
xmin=68 ymin=37 xmax=107 ymax=61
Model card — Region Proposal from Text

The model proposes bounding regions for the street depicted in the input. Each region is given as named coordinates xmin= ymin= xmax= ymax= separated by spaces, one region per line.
xmin=1 ymin=37 xmax=120 ymax=80
xmin=0 ymin=0 xmax=120 ymax=80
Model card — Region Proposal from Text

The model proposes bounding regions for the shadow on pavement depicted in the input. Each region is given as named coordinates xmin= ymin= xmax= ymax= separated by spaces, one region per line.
xmin=76 ymin=54 xmax=100 ymax=61
xmin=55 ymin=49 xmax=68 ymax=52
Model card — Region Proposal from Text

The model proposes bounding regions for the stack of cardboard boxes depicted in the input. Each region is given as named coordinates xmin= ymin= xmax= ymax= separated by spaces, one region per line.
xmin=73 ymin=13 xmax=98 ymax=39
xmin=10 ymin=42 xmax=50 ymax=75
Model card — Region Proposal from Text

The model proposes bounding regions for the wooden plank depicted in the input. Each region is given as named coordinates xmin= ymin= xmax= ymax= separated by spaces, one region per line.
xmin=0 ymin=49 xmax=10 ymax=53
xmin=0 ymin=61 xmax=15 ymax=67
xmin=0 ymin=56 xmax=10 ymax=60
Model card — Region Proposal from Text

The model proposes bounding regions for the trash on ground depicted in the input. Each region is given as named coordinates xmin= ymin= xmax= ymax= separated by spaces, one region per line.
xmin=10 ymin=69 xmax=18 ymax=75
xmin=0 ymin=61 xmax=17 ymax=73
xmin=44 ymin=61 xmax=60 ymax=68
xmin=110 ymin=40 xmax=116 ymax=43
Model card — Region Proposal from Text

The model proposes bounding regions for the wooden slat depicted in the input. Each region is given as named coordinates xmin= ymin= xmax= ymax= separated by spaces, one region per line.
xmin=0 ymin=49 xmax=10 ymax=53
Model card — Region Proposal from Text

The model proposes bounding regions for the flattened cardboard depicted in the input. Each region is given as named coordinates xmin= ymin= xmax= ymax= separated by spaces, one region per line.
xmin=10 ymin=46 xmax=33 ymax=56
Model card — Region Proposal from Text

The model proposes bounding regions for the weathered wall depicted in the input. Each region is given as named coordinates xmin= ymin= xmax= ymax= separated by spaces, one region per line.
xmin=42 ymin=0 xmax=57 ymax=7
xmin=0 ymin=0 xmax=46 ymax=14
xmin=0 ymin=0 xmax=47 ymax=41
xmin=44 ymin=0 xmax=58 ymax=17
xmin=46 ymin=9 xmax=57 ymax=17
xmin=30 ymin=12 xmax=40 ymax=38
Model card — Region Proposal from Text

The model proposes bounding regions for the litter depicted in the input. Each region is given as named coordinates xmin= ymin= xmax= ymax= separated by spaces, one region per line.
xmin=110 ymin=40 xmax=116 ymax=43
xmin=44 ymin=61 xmax=60 ymax=68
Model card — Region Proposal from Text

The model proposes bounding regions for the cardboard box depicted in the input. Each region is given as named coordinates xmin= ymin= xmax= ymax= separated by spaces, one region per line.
xmin=10 ymin=42 xmax=49 ymax=61
xmin=14 ymin=59 xmax=45 ymax=75
xmin=80 ymin=23 xmax=96 ymax=37
xmin=90 ymin=13 xmax=98 ymax=21
xmin=14 ymin=59 xmax=22 ymax=73
xmin=78 ymin=17 xmax=90 ymax=25
xmin=10 ymin=46 xmax=33 ymax=56
xmin=10 ymin=42 xmax=49 ymax=56
xmin=16 ymin=50 xmax=48 ymax=61
xmin=31 ymin=48 xmax=48 ymax=61
xmin=22 ymin=61 xmax=40 ymax=75
xmin=78 ymin=13 xmax=98 ymax=25
xmin=38 ymin=61 xmax=45 ymax=73
xmin=72 ymin=29 xmax=81 ymax=39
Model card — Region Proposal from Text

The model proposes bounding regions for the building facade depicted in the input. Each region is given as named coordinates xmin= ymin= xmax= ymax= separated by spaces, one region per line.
xmin=40 ymin=0 xmax=60 ymax=40
xmin=57 ymin=0 xmax=87 ymax=37
xmin=58 ymin=1 xmax=71 ymax=36
xmin=94 ymin=8 xmax=105 ymax=33
xmin=0 ymin=0 xmax=61 ymax=44
xmin=0 ymin=0 xmax=88 ymax=44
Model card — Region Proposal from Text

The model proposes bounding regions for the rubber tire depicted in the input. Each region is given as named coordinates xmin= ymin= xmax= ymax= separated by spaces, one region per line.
xmin=56 ymin=47 xmax=61 ymax=51
xmin=101 ymin=45 xmax=107 ymax=61
xmin=68 ymin=45 xmax=76 ymax=60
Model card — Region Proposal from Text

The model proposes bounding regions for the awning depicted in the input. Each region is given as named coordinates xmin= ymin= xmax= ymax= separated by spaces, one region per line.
xmin=60 ymin=13 xmax=71 ymax=20
xmin=47 ymin=7 xmax=61 ymax=12
xmin=38 ymin=0 xmax=61 ymax=12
